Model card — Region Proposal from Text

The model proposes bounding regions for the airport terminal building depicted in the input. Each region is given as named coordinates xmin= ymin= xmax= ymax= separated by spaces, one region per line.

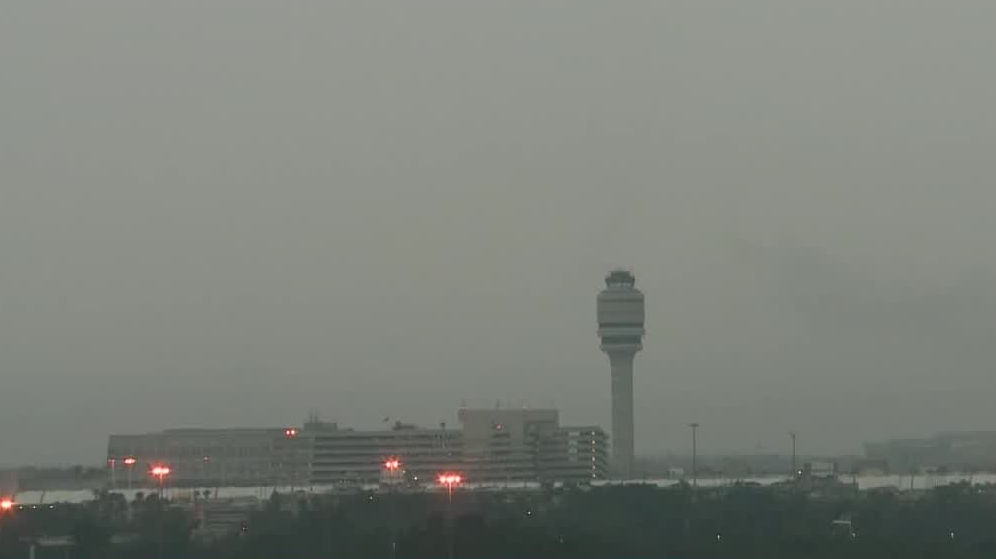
xmin=864 ymin=432 xmax=996 ymax=472
xmin=106 ymin=427 xmax=311 ymax=488
xmin=107 ymin=408 xmax=608 ymax=488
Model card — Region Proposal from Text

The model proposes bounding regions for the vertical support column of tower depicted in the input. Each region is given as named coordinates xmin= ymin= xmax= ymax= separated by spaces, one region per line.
xmin=608 ymin=351 xmax=635 ymax=477
xmin=597 ymin=270 xmax=645 ymax=479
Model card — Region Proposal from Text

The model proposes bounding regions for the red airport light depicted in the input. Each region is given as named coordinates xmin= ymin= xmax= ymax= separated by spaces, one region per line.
xmin=284 ymin=428 xmax=299 ymax=438
xmin=384 ymin=459 xmax=401 ymax=471
xmin=437 ymin=474 xmax=463 ymax=486
xmin=151 ymin=465 xmax=171 ymax=477
xmin=437 ymin=472 xmax=463 ymax=502
xmin=123 ymin=457 xmax=137 ymax=466
xmin=0 ymin=499 xmax=12 ymax=511
xmin=150 ymin=465 xmax=171 ymax=498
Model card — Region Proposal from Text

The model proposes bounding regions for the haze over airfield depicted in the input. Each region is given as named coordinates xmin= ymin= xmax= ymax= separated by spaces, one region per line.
xmin=2 ymin=1 xmax=994 ymax=465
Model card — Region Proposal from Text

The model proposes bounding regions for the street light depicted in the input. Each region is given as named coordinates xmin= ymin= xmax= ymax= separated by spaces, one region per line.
xmin=283 ymin=429 xmax=300 ymax=490
xmin=437 ymin=473 xmax=463 ymax=559
xmin=201 ymin=455 xmax=210 ymax=491
xmin=149 ymin=467 xmax=170 ymax=559
xmin=123 ymin=457 xmax=137 ymax=490
xmin=151 ymin=465 xmax=171 ymax=500
xmin=688 ymin=423 xmax=700 ymax=489
xmin=0 ymin=498 xmax=13 ymax=537
xmin=789 ymin=432 xmax=798 ymax=479
xmin=438 ymin=474 xmax=462 ymax=499
xmin=384 ymin=458 xmax=402 ymax=559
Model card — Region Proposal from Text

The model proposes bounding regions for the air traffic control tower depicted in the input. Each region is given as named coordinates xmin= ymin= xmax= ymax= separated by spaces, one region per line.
xmin=597 ymin=270 xmax=645 ymax=479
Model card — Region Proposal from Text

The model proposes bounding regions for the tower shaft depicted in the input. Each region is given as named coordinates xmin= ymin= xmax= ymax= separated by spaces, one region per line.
xmin=608 ymin=351 xmax=636 ymax=478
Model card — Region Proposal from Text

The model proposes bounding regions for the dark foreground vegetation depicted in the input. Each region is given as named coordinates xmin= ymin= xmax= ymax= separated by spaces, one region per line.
xmin=2 ymin=482 xmax=995 ymax=559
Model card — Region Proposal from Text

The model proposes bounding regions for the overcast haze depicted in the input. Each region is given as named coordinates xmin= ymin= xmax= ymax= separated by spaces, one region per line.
xmin=2 ymin=1 xmax=995 ymax=465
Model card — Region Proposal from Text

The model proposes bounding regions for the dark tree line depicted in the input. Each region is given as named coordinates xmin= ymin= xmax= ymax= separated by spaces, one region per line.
xmin=2 ymin=482 xmax=995 ymax=558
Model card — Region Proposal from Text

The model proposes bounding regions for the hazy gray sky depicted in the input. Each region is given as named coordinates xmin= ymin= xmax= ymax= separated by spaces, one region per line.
xmin=2 ymin=1 xmax=994 ymax=465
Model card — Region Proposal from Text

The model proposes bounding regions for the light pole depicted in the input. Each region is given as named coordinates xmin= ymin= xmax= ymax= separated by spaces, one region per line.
xmin=688 ymin=423 xmax=699 ymax=489
xmin=201 ymin=455 xmax=210 ymax=490
xmin=284 ymin=428 xmax=299 ymax=492
xmin=438 ymin=473 xmax=463 ymax=559
xmin=385 ymin=458 xmax=402 ymax=559
xmin=789 ymin=432 xmax=798 ymax=478
xmin=0 ymin=498 xmax=13 ymax=538
xmin=151 ymin=466 xmax=171 ymax=500
xmin=123 ymin=457 xmax=137 ymax=490
xmin=150 ymin=465 xmax=170 ymax=559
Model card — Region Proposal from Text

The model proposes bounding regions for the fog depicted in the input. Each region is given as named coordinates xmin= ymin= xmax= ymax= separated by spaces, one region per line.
xmin=2 ymin=1 xmax=994 ymax=465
